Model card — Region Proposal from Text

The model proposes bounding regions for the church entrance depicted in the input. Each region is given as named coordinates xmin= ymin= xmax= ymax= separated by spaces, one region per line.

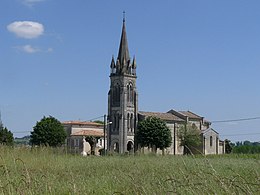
xmin=127 ymin=141 xmax=134 ymax=153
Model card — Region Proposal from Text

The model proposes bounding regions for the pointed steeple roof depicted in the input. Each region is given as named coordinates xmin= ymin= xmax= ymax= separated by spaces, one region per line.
xmin=117 ymin=18 xmax=130 ymax=65
xmin=132 ymin=55 xmax=136 ymax=69
xmin=110 ymin=55 xmax=116 ymax=68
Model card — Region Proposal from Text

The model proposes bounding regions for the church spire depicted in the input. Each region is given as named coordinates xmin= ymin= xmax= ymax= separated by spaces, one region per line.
xmin=117 ymin=14 xmax=130 ymax=66
xmin=108 ymin=14 xmax=138 ymax=154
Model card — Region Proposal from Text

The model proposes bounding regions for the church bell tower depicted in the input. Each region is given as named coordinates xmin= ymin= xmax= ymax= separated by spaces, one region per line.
xmin=107 ymin=17 xmax=138 ymax=154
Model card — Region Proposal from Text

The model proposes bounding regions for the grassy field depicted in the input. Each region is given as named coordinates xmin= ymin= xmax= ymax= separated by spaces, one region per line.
xmin=0 ymin=147 xmax=259 ymax=194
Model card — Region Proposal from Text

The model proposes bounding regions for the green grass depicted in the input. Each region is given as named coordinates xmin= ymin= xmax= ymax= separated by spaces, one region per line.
xmin=0 ymin=147 xmax=259 ymax=194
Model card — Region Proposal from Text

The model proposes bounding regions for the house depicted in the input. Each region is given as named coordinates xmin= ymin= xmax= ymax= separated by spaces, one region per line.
xmin=62 ymin=121 xmax=105 ymax=155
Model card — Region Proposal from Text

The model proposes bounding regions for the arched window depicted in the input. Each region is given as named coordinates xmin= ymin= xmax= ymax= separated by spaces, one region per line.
xmin=130 ymin=85 xmax=133 ymax=103
xmin=130 ymin=114 xmax=134 ymax=132
xmin=127 ymin=83 xmax=134 ymax=103
xmin=210 ymin=136 xmax=213 ymax=147
xmin=113 ymin=84 xmax=120 ymax=106
xmin=127 ymin=113 xmax=130 ymax=131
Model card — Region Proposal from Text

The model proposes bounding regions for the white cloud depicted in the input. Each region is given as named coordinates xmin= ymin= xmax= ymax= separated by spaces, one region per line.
xmin=21 ymin=45 xmax=40 ymax=53
xmin=7 ymin=21 xmax=44 ymax=39
xmin=14 ymin=45 xmax=53 ymax=54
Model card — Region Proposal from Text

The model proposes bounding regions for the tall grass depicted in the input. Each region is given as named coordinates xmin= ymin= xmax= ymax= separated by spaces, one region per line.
xmin=0 ymin=146 xmax=259 ymax=194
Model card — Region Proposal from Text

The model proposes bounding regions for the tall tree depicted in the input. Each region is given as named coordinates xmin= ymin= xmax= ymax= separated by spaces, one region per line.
xmin=136 ymin=116 xmax=172 ymax=153
xmin=30 ymin=116 xmax=67 ymax=147
xmin=178 ymin=123 xmax=201 ymax=155
xmin=0 ymin=127 xmax=14 ymax=146
xmin=0 ymin=118 xmax=14 ymax=146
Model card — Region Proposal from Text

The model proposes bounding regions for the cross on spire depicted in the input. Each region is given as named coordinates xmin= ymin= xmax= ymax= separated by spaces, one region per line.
xmin=123 ymin=11 xmax=126 ymax=22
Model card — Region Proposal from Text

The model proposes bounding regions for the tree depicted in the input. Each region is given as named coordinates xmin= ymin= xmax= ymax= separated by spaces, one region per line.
xmin=233 ymin=145 xmax=260 ymax=154
xmin=136 ymin=116 xmax=172 ymax=153
xmin=231 ymin=140 xmax=260 ymax=154
xmin=178 ymin=123 xmax=201 ymax=155
xmin=0 ymin=121 xmax=14 ymax=146
xmin=30 ymin=116 xmax=67 ymax=147
xmin=225 ymin=139 xmax=234 ymax=154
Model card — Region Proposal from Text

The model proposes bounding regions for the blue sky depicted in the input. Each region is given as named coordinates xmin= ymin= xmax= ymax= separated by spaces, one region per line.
xmin=1 ymin=0 xmax=260 ymax=142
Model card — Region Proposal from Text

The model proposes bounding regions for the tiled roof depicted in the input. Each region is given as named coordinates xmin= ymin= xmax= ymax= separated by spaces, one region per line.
xmin=71 ymin=130 xmax=104 ymax=137
xmin=179 ymin=111 xmax=202 ymax=119
xmin=62 ymin=121 xmax=103 ymax=126
xmin=139 ymin=111 xmax=184 ymax=122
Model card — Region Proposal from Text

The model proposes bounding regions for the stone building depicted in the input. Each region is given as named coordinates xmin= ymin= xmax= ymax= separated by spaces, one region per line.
xmin=107 ymin=18 xmax=138 ymax=154
xmin=107 ymin=18 xmax=225 ymax=155
xmin=63 ymin=121 xmax=105 ymax=155
xmin=139 ymin=110 xmax=225 ymax=155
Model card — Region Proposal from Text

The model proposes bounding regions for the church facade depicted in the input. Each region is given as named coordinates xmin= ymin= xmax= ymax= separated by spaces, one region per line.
xmin=107 ymin=19 xmax=225 ymax=155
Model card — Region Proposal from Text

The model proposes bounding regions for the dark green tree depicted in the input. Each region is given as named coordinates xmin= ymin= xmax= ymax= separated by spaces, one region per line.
xmin=136 ymin=116 xmax=172 ymax=153
xmin=225 ymin=139 xmax=234 ymax=154
xmin=232 ymin=145 xmax=260 ymax=154
xmin=178 ymin=123 xmax=201 ymax=155
xmin=0 ymin=121 xmax=14 ymax=146
xmin=30 ymin=116 xmax=67 ymax=147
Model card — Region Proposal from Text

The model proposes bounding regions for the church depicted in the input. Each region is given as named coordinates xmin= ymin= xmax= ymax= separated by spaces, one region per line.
xmin=107 ymin=18 xmax=225 ymax=155
xmin=64 ymin=18 xmax=225 ymax=155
